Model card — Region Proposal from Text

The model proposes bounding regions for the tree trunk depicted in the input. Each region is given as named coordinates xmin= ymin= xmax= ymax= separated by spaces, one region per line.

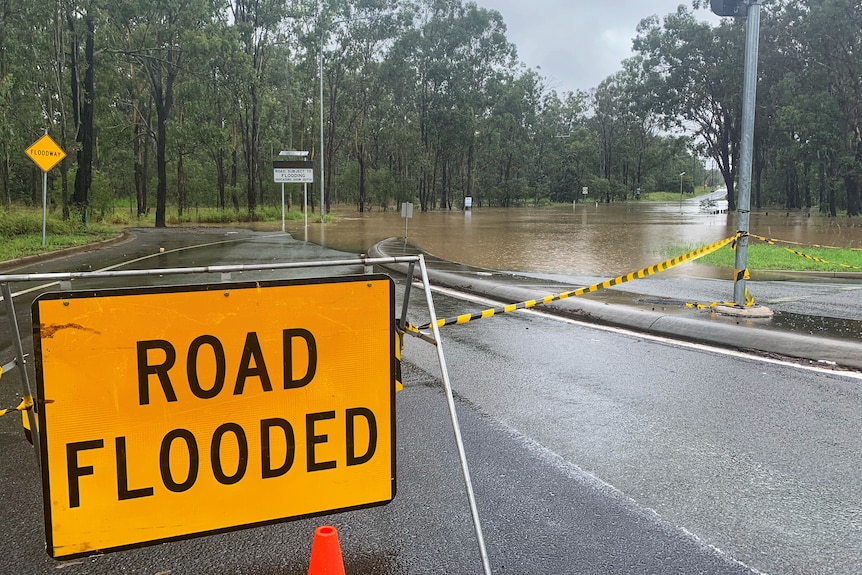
xmin=358 ymin=143 xmax=366 ymax=213
xmin=133 ymin=113 xmax=145 ymax=216
xmin=846 ymin=175 xmax=861 ymax=217
xmin=71 ymin=15 xmax=95 ymax=223
xmin=467 ymin=141 xmax=474 ymax=209
xmin=216 ymin=150 xmax=226 ymax=210
xmin=155 ymin=103 xmax=168 ymax=228
xmin=439 ymin=156 xmax=447 ymax=210
xmin=177 ymin=149 xmax=186 ymax=217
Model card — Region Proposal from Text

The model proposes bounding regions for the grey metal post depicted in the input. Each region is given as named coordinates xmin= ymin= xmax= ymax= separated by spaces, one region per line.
xmin=398 ymin=262 xmax=415 ymax=332
xmin=319 ymin=37 xmax=325 ymax=225
xmin=41 ymin=128 xmax=48 ymax=246
xmin=418 ymin=255 xmax=492 ymax=575
xmin=732 ymin=0 xmax=761 ymax=306
xmin=2 ymin=283 xmax=41 ymax=461
xmin=41 ymin=171 xmax=48 ymax=246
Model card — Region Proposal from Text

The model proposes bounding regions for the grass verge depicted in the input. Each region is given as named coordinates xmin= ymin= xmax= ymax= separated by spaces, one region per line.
xmin=0 ymin=209 xmax=118 ymax=262
xmin=0 ymin=205 xmax=323 ymax=263
xmin=673 ymin=242 xmax=862 ymax=272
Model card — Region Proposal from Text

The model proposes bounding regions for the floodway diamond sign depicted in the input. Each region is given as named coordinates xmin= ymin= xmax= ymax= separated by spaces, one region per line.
xmin=25 ymin=134 xmax=66 ymax=172
xmin=32 ymin=275 xmax=396 ymax=558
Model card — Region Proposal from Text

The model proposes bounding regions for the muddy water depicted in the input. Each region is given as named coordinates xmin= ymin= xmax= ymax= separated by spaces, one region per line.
xmin=283 ymin=202 xmax=862 ymax=278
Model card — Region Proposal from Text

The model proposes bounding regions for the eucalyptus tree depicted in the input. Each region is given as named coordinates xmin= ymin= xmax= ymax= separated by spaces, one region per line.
xmin=64 ymin=0 xmax=99 ymax=221
xmin=443 ymin=0 xmax=514 ymax=209
xmin=318 ymin=0 xmax=400 ymax=213
xmin=0 ymin=1 xmax=16 ymax=202
xmin=180 ymin=16 xmax=247 ymax=211
xmin=0 ymin=1 xmax=60 ymax=205
xmin=112 ymin=0 xmax=211 ymax=227
xmin=633 ymin=5 xmax=745 ymax=210
xmin=776 ymin=0 xmax=862 ymax=216
xmin=590 ymin=74 xmax=624 ymax=201
xmin=222 ymin=0 xmax=292 ymax=216
xmin=535 ymin=90 xmax=597 ymax=203
xmin=479 ymin=69 xmax=541 ymax=207
xmin=587 ymin=65 xmax=665 ymax=202
xmin=618 ymin=55 xmax=667 ymax=198
xmin=384 ymin=0 xmax=515 ymax=211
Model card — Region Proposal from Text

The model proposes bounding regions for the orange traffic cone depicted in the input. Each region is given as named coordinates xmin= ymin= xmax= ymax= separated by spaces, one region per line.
xmin=308 ymin=525 xmax=346 ymax=575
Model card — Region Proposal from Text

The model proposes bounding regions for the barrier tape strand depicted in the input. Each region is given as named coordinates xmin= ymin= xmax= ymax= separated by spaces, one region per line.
xmin=405 ymin=235 xmax=739 ymax=332
xmin=684 ymin=287 xmax=755 ymax=310
xmin=749 ymin=233 xmax=862 ymax=251
xmin=780 ymin=247 xmax=862 ymax=271
xmin=0 ymin=394 xmax=33 ymax=419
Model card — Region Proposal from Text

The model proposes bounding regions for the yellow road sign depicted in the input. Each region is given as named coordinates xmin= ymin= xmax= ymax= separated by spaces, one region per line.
xmin=32 ymin=275 xmax=396 ymax=558
xmin=25 ymin=134 xmax=67 ymax=172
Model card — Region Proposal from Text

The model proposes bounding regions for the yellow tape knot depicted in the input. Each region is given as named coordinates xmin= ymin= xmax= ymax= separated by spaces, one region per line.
xmin=0 ymin=395 xmax=33 ymax=418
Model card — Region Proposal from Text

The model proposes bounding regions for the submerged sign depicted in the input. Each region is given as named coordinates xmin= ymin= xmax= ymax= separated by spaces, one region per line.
xmin=32 ymin=276 xmax=396 ymax=558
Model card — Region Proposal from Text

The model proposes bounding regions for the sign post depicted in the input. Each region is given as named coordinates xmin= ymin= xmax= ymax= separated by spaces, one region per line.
xmin=274 ymin=157 xmax=313 ymax=238
xmin=731 ymin=0 xmax=761 ymax=307
xmin=401 ymin=202 xmax=413 ymax=239
xmin=25 ymin=133 xmax=66 ymax=246
xmin=32 ymin=275 xmax=396 ymax=558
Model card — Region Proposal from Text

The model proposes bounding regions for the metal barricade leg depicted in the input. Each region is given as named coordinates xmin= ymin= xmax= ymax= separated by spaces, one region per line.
xmin=2 ymin=282 xmax=41 ymax=462
xmin=417 ymin=256 xmax=492 ymax=575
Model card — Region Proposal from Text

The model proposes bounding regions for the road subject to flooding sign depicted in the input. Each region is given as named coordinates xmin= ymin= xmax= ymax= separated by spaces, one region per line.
xmin=32 ymin=275 xmax=396 ymax=559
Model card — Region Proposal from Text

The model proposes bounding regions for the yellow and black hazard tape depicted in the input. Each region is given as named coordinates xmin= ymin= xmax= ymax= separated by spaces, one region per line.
xmin=747 ymin=233 xmax=862 ymax=270
xmin=0 ymin=394 xmax=36 ymax=444
xmin=684 ymin=287 xmax=756 ymax=310
xmin=748 ymin=233 xmax=862 ymax=251
xmin=0 ymin=394 xmax=33 ymax=419
xmin=780 ymin=247 xmax=862 ymax=271
xmin=404 ymin=234 xmax=739 ymax=332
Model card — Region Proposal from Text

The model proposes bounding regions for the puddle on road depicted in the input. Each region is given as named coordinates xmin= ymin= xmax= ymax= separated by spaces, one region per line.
xmin=770 ymin=311 xmax=862 ymax=339
xmin=637 ymin=297 xmax=862 ymax=339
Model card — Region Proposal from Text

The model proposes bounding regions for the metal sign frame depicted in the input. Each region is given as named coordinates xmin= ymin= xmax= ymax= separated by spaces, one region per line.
xmin=0 ymin=254 xmax=491 ymax=574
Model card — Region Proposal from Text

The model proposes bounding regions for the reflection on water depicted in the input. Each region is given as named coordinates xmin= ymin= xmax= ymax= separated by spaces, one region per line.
xmin=284 ymin=202 xmax=862 ymax=277
xmin=772 ymin=311 xmax=862 ymax=338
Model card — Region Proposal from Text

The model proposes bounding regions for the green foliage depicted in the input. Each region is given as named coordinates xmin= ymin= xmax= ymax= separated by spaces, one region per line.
xmin=1 ymin=0 xmax=859 ymax=224
xmin=0 ymin=207 xmax=118 ymax=261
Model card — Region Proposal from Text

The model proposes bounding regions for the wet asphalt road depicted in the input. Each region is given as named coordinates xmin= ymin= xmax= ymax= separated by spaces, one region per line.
xmin=1 ymin=227 xmax=860 ymax=574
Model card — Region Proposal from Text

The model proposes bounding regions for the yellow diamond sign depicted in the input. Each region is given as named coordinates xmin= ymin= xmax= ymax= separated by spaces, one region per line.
xmin=25 ymin=134 xmax=66 ymax=172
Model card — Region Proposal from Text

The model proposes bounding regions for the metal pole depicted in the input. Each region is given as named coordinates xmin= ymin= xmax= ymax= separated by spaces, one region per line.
xmin=41 ymin=171 xmax=47 ymax=246
xmin=319 ymin=33 xmax=325 ymax=225
xmin=41 ymin=128 xmax=48 ymax=246
xmin=732 ymin=0 xmax=761 ymax=306
xmin=398 ymin=262 xmax=415 ymax=332
xmin=303 ymin=182 xmax=308 ymax=241
xmin=2 ymin=283 xmax=41 ymax=461
xmin=678 ymin=171 xmax=686 ymax=213
xmin=417 ymin=256 xmax=492 ymax=575
xmin=281 ymin=182 xmax=285 ymax=232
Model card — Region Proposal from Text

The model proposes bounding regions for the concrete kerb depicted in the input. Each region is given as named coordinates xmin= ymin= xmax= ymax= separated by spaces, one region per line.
xmin=369 ymin=240 xmax=862 ymax=372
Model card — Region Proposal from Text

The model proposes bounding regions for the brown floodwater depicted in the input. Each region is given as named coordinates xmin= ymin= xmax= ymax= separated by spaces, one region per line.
xmin=279 ymin=202 xmax=862 ymax=277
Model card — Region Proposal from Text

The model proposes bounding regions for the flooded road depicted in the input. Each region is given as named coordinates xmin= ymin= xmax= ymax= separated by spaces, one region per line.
xmin=281 ymin=201 xmax=862 ymax=278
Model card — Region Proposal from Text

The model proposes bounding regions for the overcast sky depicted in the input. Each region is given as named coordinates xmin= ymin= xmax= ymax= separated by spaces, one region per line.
xmin=476 ymin=1 xmax=721 ymax=93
